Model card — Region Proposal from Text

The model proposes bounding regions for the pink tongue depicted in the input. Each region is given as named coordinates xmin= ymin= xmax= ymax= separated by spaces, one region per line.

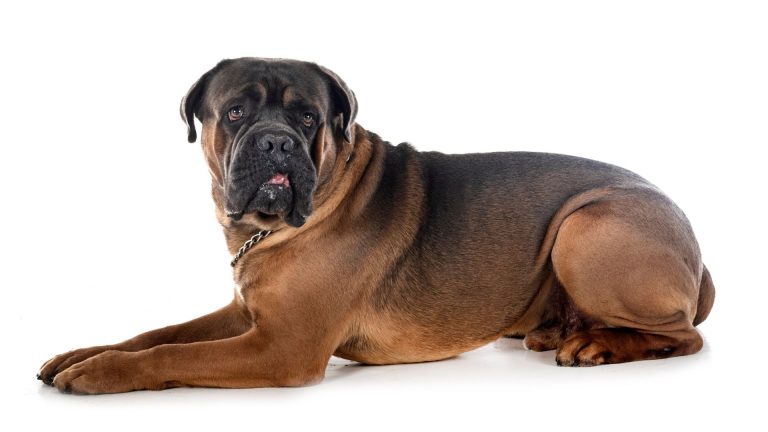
xmin=267 ymin=173 xmax=290 ymax=187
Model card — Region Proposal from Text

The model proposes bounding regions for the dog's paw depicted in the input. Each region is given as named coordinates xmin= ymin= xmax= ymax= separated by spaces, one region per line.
xmin=38 ymin=346 xmax=112 ymax=386
xmin=554 ymin=328 xmax=699 ymax=367
xmin=555 ymin=331 xmax=613 ymax=367
xmin=52 ymin=350 xmax=142 ymax=395
xmin=523 ymin=326 xmax=563 ymax=352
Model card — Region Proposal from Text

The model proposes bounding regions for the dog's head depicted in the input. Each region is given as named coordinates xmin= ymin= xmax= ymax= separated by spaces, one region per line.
xmin=181 ymin=58 xmax=357 ymax=228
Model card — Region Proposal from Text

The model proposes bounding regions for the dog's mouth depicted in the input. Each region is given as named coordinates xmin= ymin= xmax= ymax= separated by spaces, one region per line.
xmin=265 ymin=173 xmax=291 ymax=188
xmin=226 ymin=172 xmax=298 ymax=222
xmin=224 ymin=139 xmax=318 ymax=228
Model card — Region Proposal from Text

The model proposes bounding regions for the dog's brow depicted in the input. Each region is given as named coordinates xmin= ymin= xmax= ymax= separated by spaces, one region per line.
xmin=217 ymin=83 xmax=266 ymax=111
xmin=282 ymin=87 xmax=313 ymax=109
xmin=284 ymin=100 xmax=315 ymax=112
xmin=281 ymin=86 xmax=295 ymax=106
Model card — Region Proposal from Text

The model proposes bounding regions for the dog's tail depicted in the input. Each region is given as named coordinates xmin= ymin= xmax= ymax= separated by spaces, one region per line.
xmin=693 ymin=265 xmax=715 ymax=326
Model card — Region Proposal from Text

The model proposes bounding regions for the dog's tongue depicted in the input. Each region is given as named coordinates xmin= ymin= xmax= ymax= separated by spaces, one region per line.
xmin=266 ymin=173 xmax=290 ymax=187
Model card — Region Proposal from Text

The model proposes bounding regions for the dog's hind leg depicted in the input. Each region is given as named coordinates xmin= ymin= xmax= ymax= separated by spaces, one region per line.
xmin=549 ymin=191 xmax=709 ymax=366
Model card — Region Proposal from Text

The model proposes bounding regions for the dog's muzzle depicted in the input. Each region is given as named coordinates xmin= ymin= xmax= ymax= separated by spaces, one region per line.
xmin=224 ymin=128 xmax=317 ymax=227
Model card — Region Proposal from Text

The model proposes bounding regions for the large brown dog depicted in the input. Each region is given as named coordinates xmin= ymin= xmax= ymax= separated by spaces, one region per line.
xmin=39 ymin=58 xmax=715 ymax=394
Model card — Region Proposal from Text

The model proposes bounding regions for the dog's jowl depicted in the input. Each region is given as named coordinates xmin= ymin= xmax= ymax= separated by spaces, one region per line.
xmin=38 ymin=58 xmax=715 ymax=394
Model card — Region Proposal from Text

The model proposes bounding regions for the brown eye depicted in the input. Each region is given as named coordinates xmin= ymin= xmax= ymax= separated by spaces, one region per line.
xmin=228 ymin=106 xmax=244 ymax=122
xmin=302 ymin=112 xmax=315 ymax=127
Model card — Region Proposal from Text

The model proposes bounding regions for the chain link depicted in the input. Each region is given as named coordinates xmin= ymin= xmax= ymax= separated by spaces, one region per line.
xmin=230 ymin=230 xmax=272 ymax=267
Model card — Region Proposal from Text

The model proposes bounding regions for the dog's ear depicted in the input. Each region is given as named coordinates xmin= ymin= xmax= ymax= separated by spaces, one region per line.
xmin=181 ymin=61 xmax=228 ymax=143
xmin=180 ymin=74 xmax=207 ymax=143
xmin=316 ymin=64 xmax=358 ymax=143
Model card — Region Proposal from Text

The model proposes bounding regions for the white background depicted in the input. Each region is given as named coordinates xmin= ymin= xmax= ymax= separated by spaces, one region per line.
xmin=1 ymin=0 xmax=766 ymax=430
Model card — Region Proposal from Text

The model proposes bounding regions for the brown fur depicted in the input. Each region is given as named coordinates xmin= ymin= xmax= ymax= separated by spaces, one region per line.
xmin=39 ymin=60 xmax=714 ymax=394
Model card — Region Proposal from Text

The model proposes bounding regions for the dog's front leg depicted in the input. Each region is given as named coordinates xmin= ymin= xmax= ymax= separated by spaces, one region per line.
xmin=38 ymin=300 xmax=251 ymax=385
xmin=51 ymin=319 xmax=336 ymax=394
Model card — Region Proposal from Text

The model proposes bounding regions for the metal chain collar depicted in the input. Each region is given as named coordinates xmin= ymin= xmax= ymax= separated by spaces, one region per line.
xmin=230 ymin=230 xmax=272 ymax=267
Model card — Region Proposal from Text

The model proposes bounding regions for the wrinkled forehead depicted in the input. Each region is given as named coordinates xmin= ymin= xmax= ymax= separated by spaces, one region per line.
xmin=204 ymin=59 xmax=330 ymax=115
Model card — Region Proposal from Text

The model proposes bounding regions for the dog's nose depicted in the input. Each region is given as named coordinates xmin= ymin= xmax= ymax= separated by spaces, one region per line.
xmin=257 ymin=134 xmax=295 ymax=159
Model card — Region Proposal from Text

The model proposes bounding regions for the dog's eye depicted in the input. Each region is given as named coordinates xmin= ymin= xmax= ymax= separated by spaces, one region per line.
xmin=302 ymin=113 xmax=315 ymax=127
xmin=228 ymin=106 xmax=244 ymax=122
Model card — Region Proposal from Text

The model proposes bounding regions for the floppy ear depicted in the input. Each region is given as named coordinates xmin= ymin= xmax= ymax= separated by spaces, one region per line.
xmin=180 ymin=74 xmax=206 ymax=143
xmin=180 ymin=61 xmax=228 ymax=143
xmin=316 ymin=64 xmax=358 ymax=143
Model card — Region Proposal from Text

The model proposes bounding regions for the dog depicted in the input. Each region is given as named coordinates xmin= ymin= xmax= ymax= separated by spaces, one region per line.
xmin=38 ymin=58 xmax=715 ymax=394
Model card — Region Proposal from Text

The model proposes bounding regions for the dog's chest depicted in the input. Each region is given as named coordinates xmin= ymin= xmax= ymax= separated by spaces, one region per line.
xmin=234 ymin=282 xmax=246 ymax=302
